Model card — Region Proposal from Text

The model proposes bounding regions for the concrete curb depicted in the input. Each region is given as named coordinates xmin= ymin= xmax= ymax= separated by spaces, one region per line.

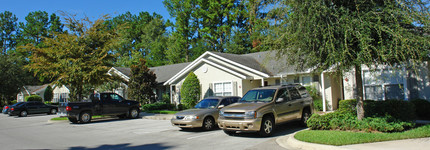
xmin=141 ymin=112 xmax=174 ymax=120
xmin=276 ymin=132 xmax=350 ymax=150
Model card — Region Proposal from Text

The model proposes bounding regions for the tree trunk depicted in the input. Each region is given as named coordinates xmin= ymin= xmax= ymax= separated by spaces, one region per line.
xmin=355 ymin=65 xmax=365 ymax=120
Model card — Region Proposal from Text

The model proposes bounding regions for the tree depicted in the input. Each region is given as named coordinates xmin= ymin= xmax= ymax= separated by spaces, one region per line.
xmin=127 ymin=58 xmax=157 ymax=104
xmin=44 ymin=85 xmax=53 ymax=102
xmin=0 ymin=11 xmax=19 ymax=54
xmin=272 ymin=0 xmax=430 ymax=120
xmin=180 ymin=72 xmax=200 ymax=108
xmin=25 ymin=14 xmax=120 ymax=101
xmin=106 ymin=12 xmax=169 ymax=67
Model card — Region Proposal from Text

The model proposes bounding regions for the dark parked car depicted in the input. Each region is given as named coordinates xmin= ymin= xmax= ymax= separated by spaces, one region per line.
xmin=9 ymin=101 xmax=58 ymax=117
xmin=3 ymin=102 xmax=25 ymax=114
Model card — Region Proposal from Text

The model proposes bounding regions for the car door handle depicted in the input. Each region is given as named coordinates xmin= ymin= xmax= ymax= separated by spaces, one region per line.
xmin=288 ymin=104 xmax=292 ymax=106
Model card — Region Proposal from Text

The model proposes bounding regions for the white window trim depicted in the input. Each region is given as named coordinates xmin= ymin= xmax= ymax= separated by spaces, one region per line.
xmin=213 ymin=81 xmax=233 ymax=96
xmin=362 ymin=68 xmax=406 ymax=100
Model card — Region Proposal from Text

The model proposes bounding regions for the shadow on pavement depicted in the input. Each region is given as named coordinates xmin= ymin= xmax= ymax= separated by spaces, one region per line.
xmin=69 ymin=116 xmax=143 ymax=125
xmin=69 ymin=143 xmax=173 ymax=150
xmin=227 ymin=121 xmax=307 ymax=138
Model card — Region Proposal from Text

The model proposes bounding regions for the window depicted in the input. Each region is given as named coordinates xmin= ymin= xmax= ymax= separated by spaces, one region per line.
xmin=214 ymin=82 xmax=232 ymax=96
xmin=288 ymin=87 xmax=301 ymax=100
xmin=294 ymin=76 xmax=300 ymax=83
xmin=276 ymin=88 xmax=289 ymax=101
xmin=302 ymin=76 xmax=311 ymax=85
xmin=109 ymin=94 xmax=123 ymax=102
xmin=313 ymin=75 xmax=319 ymax=82
xmin=363 ymin=69 xmax=405 ymax=100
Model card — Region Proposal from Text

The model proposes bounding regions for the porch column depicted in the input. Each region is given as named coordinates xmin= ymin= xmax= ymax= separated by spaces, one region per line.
xmin=261 ymin=78 xmax=265 ymax=87
xmin=321 ymin=72 xmax=326 ymax=112
xmin=170 ymin=85 xmax=174 ymax=104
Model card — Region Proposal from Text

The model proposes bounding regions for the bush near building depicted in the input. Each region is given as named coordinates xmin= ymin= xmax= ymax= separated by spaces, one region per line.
xmin=25 ymin=95 xmax=43 ymax=102
xmin=307 ymin=99 xmax=416 ymax=132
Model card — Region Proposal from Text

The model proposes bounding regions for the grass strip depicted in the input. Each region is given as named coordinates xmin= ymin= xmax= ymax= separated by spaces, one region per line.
xmin=294 ymin=124 xmax=430 ymax=146
xmin=145 ymin=110 xmax=178 ymax=114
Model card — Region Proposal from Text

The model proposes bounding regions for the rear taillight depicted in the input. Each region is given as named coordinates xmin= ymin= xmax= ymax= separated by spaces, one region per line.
xmin=66 ymin=106 xmax=72 ymax=111
xmin=4 ymin=106 xmax=8 ymax=109
xmin=11 ymin=108 xmax=14 ymax=111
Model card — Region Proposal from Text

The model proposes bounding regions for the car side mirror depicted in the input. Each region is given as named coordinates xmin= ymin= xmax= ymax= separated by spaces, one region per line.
xmin=276 ymin=98 xmax=284 ymax=103
xmin=218 ymin=105 xmax=225 ymax=109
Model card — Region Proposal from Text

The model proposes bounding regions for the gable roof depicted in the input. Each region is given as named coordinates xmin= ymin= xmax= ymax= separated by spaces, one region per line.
xmin=21 ymin=84 xmax=50 ymax=95
xmin=109 ymin=62 xmax=191 ymax=84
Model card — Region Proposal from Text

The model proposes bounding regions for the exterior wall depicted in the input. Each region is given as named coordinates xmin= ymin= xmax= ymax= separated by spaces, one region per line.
xmin=408 ymin=62 xmax=430 ymax=100
xmin=330 ymin=73 xmax=342 ymax=110
xmin=53 ymin=85 xmax=70 ymax=103
xmin=323 ymin=73 xmax=333 ymax=111
xmin=241 ymin=79 xmax=263 ymax=97
xmin=343 ymin=69 xmax=356 ymax=100
xmin=171 ymin=63 xmax=243 ymax=104
xmin=17 ymin=91 xmax=27 ymax=102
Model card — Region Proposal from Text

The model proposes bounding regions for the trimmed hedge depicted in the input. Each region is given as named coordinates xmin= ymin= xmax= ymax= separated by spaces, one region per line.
xmin=25 ymin=95 xmax=43 ymax=102
xmin=142 ymin=102 xmax=175 ymax=111
xmin=338 ymin=99 xmax=416 ymax=121
xmin=307 ymin=99 xmax=417 ymax=132
xmin=410 ymin=99 xmax=430 ymax=120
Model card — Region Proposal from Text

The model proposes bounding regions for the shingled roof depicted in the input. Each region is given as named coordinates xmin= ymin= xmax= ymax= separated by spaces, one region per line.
xmin=112 ymin=62 xmax=191 ymax=84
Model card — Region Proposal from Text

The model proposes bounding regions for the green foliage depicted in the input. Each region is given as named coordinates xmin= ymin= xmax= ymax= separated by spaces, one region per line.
xmin=295 ymin=124 xmax=430 ymax=146
xmin=273 ymin=0 xmax=430 ymax=120
xmin=44 ymin=101 xmax=59 ymax=105
xmin=11 ymin=100 xmax=17 ymax=104
xmin=128 ymin=58 xmax=157 ymax=104
xmin=0 ymin=11 xmax=19 ymax=54
xmin=142 ymin=102 xmax=175 ymax=111
xmin=305 ymin=86 xmax=323 ymax=111
xmin=180 ymin=72 xmax=200 ymax=108
xmin=162 ymin=93 xmax=170 ymax=104
xmin=411 ymin=99 xmax=430 ymax=120
xmin=106 ymin=11 xmax=169 ymax=67
xmin=25 ymin=95 xmax=42 ymax=102
xmin=338 ymin=99 xmax=358 ymax=114
xmin=24 ymin=14 xmax=119 ymax=101
xmin=44 ymin=85 xmax=53 ymax=102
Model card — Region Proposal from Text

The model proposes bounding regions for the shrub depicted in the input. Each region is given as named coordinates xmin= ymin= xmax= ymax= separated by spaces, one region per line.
xmin=306 ymin=86 xmax=323 ymax=111
xmin=176 ymin=104 xmax=187 ymax=111
xmin=44 ymin=85 xmax=53 ymax=102
xmin=180 ymin=72 xmax=201 ymax=108
xmin=11 ymin=100 xmax=17 ymax=104
xmin=410 ymin=99 xmax=430 ymax=119
xmin=44 ymin=101 xmax=59 ymax=106
xmin=25 ymin=95 xmax=43 ymax=102
xmin=142 ymin=102 xmax=175 ymax=111
xmin=162 ymin=93 xmax=170 ymax=104
xmin=338 ymin=99 xmax=357 ymax=114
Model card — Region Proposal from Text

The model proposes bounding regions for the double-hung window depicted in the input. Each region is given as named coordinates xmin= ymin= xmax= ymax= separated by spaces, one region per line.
xmin=214 ymin=82 xmax=232 ymax=96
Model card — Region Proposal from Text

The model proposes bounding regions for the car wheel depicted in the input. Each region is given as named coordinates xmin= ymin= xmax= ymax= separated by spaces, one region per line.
xmin=223 ymin=130 xmax=235 ymax=136
xmin=79 ymin=111 xmax=92 ymax=123
xmin=301 ymin=109 xmax=311 ymax=127
xmin=68 ymin=117 xmax=78 ymax=124
xmin=129 ymin=108 xmax=139 ymax=119
xmin=259 ymin=116 xmax=274 ymax=137
xmin=203 ymin=117 xmax=215 ymax=130
xmin=49 ymin=109 xmax=57 ymax=115
xmin=20 ymin=110 xmax=28 ymax=117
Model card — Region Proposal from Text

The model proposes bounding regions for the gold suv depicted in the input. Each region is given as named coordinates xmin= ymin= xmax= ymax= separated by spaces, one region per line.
xmin=218 ymin=84 xmax=313 ymax=136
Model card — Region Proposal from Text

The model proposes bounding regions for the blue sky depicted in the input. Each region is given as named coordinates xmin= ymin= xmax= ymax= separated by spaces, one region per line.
xmin=0 ymin=0 xmax=173 ymax=23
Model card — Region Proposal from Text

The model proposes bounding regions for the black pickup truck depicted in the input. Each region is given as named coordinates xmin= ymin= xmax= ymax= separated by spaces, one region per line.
xmin=65 ymin=92 xmax=140 ymax=123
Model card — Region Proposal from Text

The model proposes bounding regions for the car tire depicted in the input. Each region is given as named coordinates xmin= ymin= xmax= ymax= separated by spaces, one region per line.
xmin=223 ymin=130 xmax=235 ymax=136
xmin=203 ymin=117 xmax=215 ymax=130
xmin=68 ymin=117 xmax=78 ymax=124
xmin=49 ymin=108 xmax=57 ymax=115
xmin=301 ymin=109 xmax=311 ymax=127
xmin=79 ymin=111 xmax=92 ymax=123
xmin=129 ymin=108 xmax=139 ymax=119
xmin=19 ymin=110 xmax=28 ymax=117
xmin=259 ymin=116 xmax=274 ymax=137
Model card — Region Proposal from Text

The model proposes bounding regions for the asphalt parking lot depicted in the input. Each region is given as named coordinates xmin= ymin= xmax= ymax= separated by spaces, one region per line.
xmin=0 ymin=114 xmax=303 ymax=150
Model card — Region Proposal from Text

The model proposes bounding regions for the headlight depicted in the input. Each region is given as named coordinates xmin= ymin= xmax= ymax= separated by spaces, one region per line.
xmin=184 ymin=115 xmax=199 ymax=120
xmin=245 ymin=111 xmax=256 ymax=119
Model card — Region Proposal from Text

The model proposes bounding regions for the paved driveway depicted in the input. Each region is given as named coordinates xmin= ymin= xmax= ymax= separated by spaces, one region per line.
xmin=0 ymin=114 xmax=303 ymax=150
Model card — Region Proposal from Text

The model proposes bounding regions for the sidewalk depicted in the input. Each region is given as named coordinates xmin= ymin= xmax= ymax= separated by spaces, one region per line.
xmin=140 ymin=112 xmax=174 ymax=120
xmin=276 ymin=120 xmax=430 ymax=150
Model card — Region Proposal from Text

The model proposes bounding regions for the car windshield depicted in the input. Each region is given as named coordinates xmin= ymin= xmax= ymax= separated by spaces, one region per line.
xmin=194 ymin=99 xmax=219 ymax=109
xmin=240 ymin=89 xmax=276 ymax=103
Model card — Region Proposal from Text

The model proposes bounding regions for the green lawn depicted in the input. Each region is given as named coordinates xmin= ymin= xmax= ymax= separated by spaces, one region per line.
xmin=145 ymin=110 xmax=178 ymax=114
xmin=294 ymin=124 xmax=430 ymax=146
xmin=50 ymin=115 xmax=106 ymax=121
